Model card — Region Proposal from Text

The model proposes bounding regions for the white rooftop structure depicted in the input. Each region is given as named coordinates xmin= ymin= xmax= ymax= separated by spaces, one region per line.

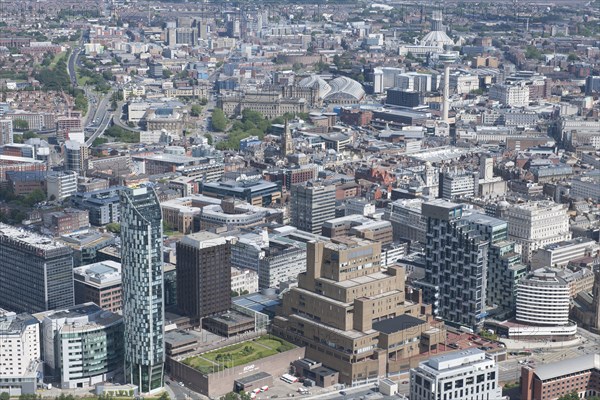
xmin=0 ymin=223 xmax=67 ymax=251
xmin=73 ymin=261 xmax=122 ymax=288
xmin=325 ymin=76 xmax=366 ymax=101
xmin=298 ymin=75 xmax=332 ymax=99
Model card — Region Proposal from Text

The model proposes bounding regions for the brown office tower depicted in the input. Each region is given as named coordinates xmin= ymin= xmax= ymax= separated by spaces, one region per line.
xmin=273 ymin=238 xmax=445 ymax=386
xmin=176 ymin=232 xmax=233 ymax=326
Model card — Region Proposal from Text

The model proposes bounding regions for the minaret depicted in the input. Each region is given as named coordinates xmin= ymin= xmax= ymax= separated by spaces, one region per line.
xmin=281 ymin=120 xmax=293 ymax=157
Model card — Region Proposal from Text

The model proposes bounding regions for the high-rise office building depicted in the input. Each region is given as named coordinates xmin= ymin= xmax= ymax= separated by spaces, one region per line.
xmin=176 ymin=232 xmax=233 ymax=326
xmin=0 ymin=223 xmax=74 ymax=313
xmin=290 ymin=182 xmax=336 ymax=234
xmin=120 ymin=187 xmax=164 ymax=393
xmin=421 ymin=200 xmax=510 ymax=330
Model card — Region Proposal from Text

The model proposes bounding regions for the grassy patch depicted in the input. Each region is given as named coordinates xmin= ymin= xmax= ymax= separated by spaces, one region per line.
xmin=183 ymin=336 xmax=295 ymax=374
xmin=50 ymin=51 xmax=66 ymax=69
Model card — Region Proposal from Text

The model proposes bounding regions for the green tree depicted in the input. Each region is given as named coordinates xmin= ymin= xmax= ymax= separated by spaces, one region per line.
xmin=0 ymin=392 xmax=10 ymax=400
xmin=74 ymin=92 xmax=88 ymax=113
xmin=106 ymin=223 xmax=121 ymax=234
xmin=13 ymin=119 xmax=29 ymax=131
xmin=23 ymin=131 xmax=39 ymax=140
xmin=557 ymin=393 xmax=580 ymax=400
xmin=220 ymin=392 xmax=239 ymax=400
xmin=19 ymin=394 xmax=40 ymax=400
xmin=525 ymin=45 xmax=543 ymax=60
xmin=163 ymin=69 xmax=172 ymax=79
xmin=190 ymin=104 xmax=202 ymax=117
xmin=240 ymin=391 xmax=252 ymax=400
xmin=204 ymin=133 xmax=213 ymax=145
xmin=158 ymin=393 xmax=170 ymax=400
xmin=23 ymin=189 xmax=46 ymax=207
xmin=211 ymin=108 xmax=227 ymax=132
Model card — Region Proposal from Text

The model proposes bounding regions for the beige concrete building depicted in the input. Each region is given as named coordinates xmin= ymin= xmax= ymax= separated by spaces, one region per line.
xmin=321 ymin=215 xmax=393 ymax=245
xmin=273 ymin=238 xmax=445 ymax=385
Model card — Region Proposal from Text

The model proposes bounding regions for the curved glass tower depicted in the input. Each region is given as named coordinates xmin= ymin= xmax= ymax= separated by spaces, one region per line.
xmin=120 ymin=186 xmax=164 ymax=393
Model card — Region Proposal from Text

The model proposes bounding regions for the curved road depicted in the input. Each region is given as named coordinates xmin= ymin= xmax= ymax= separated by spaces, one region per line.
xmin=85 ymin=112 xmax=113 ymax=147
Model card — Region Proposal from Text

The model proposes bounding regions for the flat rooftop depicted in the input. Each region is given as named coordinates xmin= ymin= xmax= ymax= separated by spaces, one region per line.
xmin=373 ymin=314 xmax=427 ymax=334
xmin=0 ymin=223 xmax=70 ymax=252
xmin=73 ymin=260 xmax=122 ymax=286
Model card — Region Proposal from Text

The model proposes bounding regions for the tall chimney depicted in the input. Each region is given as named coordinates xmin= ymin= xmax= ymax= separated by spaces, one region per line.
xmin=442 ymin=62 xmax=450 ymax=123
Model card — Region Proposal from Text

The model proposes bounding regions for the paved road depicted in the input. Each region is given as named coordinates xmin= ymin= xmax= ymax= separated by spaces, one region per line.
xmin=166 ymin=377 xmax=205 ymax=399
xmin=309 ymin=381 xmax=410 ymax=400
xmin=67 ymin=47 xmax=81 ymax=86
xmin=85 ymin=112 xmax=113 ymax=147
xmin=497 ymin=329 xmax=600 ymax=383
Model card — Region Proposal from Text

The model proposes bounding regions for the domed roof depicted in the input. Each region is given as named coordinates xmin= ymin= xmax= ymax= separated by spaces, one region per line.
xmin=324 ymin=76 xmax=365 ymax=101
xmin=298 ymin=75 xmax=332 ymax=99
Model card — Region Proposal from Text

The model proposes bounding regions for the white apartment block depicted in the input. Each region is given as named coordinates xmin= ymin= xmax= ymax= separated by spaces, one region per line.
xmin=0 ymin=311 xmax=40 ymax=395
xmin=46 ymin=171 xmax=78 ymax=201
xmin=489 ymin=83 xmax=529 ymax=107
xmin=410 ymin=348 xmax=504 ymax=400
xmin=449 ymin=73 xmax=480 ymax=95
xmin=231 ymin=267 xmax=258 ymax=295
xmin=395 ymin=72 xmax=435 ymax=93
xmin=502 ymin=201 xmax=571 ymax=263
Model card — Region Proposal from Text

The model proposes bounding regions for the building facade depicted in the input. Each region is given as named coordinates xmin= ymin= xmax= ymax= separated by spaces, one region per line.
xmin=176 ymin=232 xmax=233 ymax=326
xmin=421 ymin=201 xmax=508 ymax=330
xmin=501 ymin=201 xmax=571 ymax=263
xmin=0 ymin=311 xmax=40 ymax=395
xmin=47 ymin=171 xmax=78 ymax=201
xmin=0 ymin=224 xmax=74 ymax=313
xmin=290 ymin=182 xmax=336 ymax=235
xmin=120 ymin=187 xmax=165 ymax=393
xmin=73 ymin=261 xmax=123 ymax=313
xmin=273 ymin=238 xmax=444 ymax=385
xmin=521 ymin=354 xmax=600 ymax=400
xmin=35 ymin=303 xmax=124 ymax=389
xmin=410 ymin=349 xmax=504 ymax=400
xmin=516 ymin=268 xmax=571 ymax=327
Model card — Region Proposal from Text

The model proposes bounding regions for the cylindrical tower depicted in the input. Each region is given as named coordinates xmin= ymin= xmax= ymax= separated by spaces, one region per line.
xmin=516 ymin=268 xmax=570 ymax=326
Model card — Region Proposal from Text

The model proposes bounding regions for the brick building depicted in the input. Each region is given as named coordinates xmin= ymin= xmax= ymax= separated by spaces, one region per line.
xmin=521 ymin=354 xmax=600 ymax=400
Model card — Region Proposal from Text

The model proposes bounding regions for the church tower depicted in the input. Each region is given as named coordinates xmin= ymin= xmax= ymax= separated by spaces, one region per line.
xmin=281 ymin=120 xmax=293 ymax=157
